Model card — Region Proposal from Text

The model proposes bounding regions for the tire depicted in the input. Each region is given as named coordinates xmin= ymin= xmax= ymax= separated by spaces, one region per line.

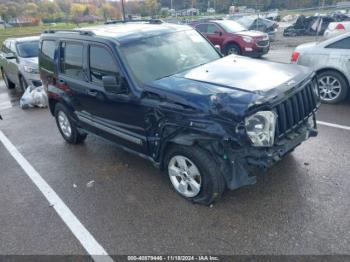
xmin=2 ymin=70 xmax=15 ymax=89
xmin=165 ymin=145 xmax=226 ymax=205
xmin=317 ymin=70 xmax=348 ymax=104
xmin=225 ymin=43 xmax=241 ymax=56
xmin=54 ymin=103 xmax=87 ymax=144
xmin=19 ymin=75 xmax=28 ymax=91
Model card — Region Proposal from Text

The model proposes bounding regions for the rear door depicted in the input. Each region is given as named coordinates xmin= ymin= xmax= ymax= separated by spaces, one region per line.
xmin=57 ymin=40 xmax=98 ymax=133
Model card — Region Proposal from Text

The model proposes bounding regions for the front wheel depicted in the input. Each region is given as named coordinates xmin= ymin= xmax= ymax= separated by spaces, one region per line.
xmin=165 ymin=145 xmax=226 ymax=205
xmin=225 ymin=44 xmax=241 ymax=56
xmin=54 ymin=103 xmax=87 ymax=144
xmin=317 ymin=70 xmax=348 ymax=104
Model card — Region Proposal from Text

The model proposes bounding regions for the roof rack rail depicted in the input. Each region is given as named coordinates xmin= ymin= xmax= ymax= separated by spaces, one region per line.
xmin=104 ymin=19 xmax=164 ymax=25
xmin=43 ymin=29 xmax=95 ymax=36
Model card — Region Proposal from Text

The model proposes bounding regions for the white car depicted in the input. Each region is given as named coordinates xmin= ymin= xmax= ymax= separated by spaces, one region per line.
xmin=292 ymin=32 xmax=350 ymax=104
xmin=324 ymin=21 xmax=350 ymax=38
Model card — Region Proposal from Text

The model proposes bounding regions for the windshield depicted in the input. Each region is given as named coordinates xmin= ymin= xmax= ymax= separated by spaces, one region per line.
xmin=120 ymin=30 xmax=220 ymax=84
xmin=233 ymin=16 xmax=255 ymax=28
xmin=16 ymin=41 xmax=39 ymax=58
xmin=216 ymin=20 xmax=247 ymax=33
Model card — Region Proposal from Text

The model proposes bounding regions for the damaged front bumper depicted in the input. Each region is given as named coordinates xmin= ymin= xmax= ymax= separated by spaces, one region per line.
xmin=224 ymin=121 xmax=318 ymax=191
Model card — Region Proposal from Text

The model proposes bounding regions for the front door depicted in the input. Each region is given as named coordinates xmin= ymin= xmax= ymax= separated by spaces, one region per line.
xmin=81 ymin=43 xmax=148 ymax=154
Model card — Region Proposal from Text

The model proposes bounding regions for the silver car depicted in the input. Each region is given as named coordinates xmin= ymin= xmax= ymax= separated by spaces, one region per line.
xmin=0 ymin=36 xmax=41 ymax=91
xmin=292 ymin=33 xmax=350 ymax=104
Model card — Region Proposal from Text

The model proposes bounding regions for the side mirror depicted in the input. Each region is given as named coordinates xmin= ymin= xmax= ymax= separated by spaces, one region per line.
xmin=102 ymin=75 xmax=127 ymax=94
xmin=5 ymin=52 xmax=16 ymax=60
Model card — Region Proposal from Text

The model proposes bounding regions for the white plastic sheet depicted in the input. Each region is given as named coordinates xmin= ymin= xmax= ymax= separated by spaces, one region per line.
xmin=20 ymin=86 xmax=48 ymax=109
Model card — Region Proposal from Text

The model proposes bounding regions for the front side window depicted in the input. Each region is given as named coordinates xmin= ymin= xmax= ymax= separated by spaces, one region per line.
xmin=207 ymin=24 xmax=220 ymax=34
xmin=196 ymin=24 xmax=207 ymax=33
xmin=60 ymin=42 xmax=84 ymax=80
xmin=41 ymin=40 xmax=55 ymax=60
xmin=89 ymin=46 xmax=119 ymax=84
xmin=16 ymin=41 xmax=39 ymax=58
xmin=120 ymin=30 xmax=220 ymax=84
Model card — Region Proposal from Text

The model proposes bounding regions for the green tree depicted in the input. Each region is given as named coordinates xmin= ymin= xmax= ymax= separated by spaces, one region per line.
xmin=145 ymin=0 xmax=159 ymax=16
xmin=25 ymin=3 xmax=39 ymax=17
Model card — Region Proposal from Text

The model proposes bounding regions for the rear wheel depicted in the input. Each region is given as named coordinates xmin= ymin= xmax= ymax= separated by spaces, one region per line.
xmin=225 ymin=44 xmax=241 ymax=56
xmin=317 ymin=70 xmax=348 ymax=104
xmin=2 ymin=70 xmax=15 ymax=89
xmin=54 ymin=103 xmax=87 ymax=144
xmin=165 ymin=145 xmax=226 ymax=205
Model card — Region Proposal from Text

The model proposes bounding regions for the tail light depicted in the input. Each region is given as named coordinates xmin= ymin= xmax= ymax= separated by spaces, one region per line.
xmin=291 ymin=51 xmax=300 ymax=63
xmin=335 ymin=23 xmax=345 ymax=30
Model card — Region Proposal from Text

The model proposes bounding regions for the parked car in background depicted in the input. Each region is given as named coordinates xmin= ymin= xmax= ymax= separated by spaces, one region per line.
xmin=0 ymin=36 xmax=41 ymax=91
xmin=228 ymin=15 xmax=278 ymax=41
xmin=40 ymin=22 xmax=318 ymax=205
xmin=284 ymin=15 xmax=335 ymax=37
xmin=292 ymin=32 xmax=350 ymax=104
xmin=324 ymin=21 xmax=350 ymax=38
xmin=192 ymin=20 xmax=270 ymax=57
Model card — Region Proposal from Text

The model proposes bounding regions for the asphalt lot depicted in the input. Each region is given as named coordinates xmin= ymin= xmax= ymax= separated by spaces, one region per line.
xmin=1 ymin=48 xmax=350 ymax=259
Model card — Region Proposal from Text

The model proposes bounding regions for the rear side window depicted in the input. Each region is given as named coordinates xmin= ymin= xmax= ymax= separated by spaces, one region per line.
xmin=60 ymin=42 xmax=84 ymax=80
xmin=89 ymin=45 xmax=119 ymax=84
xmin=326 ymin=37 xmax=350 ymax=49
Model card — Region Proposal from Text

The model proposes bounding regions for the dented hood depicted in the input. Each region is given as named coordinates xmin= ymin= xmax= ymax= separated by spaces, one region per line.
xmin=176 ymin=55 xmax=312 ymax=92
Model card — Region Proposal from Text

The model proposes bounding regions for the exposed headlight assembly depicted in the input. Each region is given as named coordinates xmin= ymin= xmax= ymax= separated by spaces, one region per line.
xmin=23 ymin=65 xmax=39 ymax=74
xmin=245 ymin=111 xmax=277 ymax=147
xmin=242 ymin=36 xmax=253 ymax=43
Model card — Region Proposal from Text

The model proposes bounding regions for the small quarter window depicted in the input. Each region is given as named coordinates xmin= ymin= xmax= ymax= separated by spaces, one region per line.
xmin=60 ymin=42 xmax=84 ymax=80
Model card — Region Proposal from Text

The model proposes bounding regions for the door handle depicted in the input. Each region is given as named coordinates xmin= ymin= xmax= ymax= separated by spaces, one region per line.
xmin=87 ymin=89 xmax=98 ymax=96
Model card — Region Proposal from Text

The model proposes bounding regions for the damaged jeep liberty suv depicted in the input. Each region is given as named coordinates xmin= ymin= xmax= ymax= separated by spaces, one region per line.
xmin=39 ymin=21 xmax=320 ymax=205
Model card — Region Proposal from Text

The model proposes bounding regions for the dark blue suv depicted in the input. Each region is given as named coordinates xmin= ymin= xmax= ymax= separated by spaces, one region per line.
xmin=39 ymin=21 xmax=319 ymax=205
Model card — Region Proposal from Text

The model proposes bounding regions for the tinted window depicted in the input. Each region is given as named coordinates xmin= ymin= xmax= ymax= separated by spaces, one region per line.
xmin=17 ymin=41 xmax=39 ymax=58
xmin=60 ymin=42 xmax=84 ymax=80
xmin=207 ymin=24 xmax=220 ymax=33
xmin=41 ymin=40 xmax=55 ymax=60
xmin=89 ymin=46 xmax=119 ymax=84
xmin=196 ymin=24 xmax=207 ymax=33
xmin=326 ymin=37 xmax=350 ymax=49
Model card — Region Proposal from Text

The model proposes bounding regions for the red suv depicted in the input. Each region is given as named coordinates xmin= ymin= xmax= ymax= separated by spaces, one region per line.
xmin=192 ymin=20 xmax=270 ymax=57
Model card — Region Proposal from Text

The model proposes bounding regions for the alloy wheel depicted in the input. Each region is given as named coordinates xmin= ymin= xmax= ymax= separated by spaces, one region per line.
xmin=58 ymin=110 xmax=72 ymax=138
xmin=318 ymin=75 xmax=342 ymax=102
xmin=168 ymin=155 xmax=202 ymax=198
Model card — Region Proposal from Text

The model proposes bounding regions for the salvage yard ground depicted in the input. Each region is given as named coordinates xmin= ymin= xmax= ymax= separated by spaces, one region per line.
xmin=0 ymin=43 xmax=350 ymax=259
